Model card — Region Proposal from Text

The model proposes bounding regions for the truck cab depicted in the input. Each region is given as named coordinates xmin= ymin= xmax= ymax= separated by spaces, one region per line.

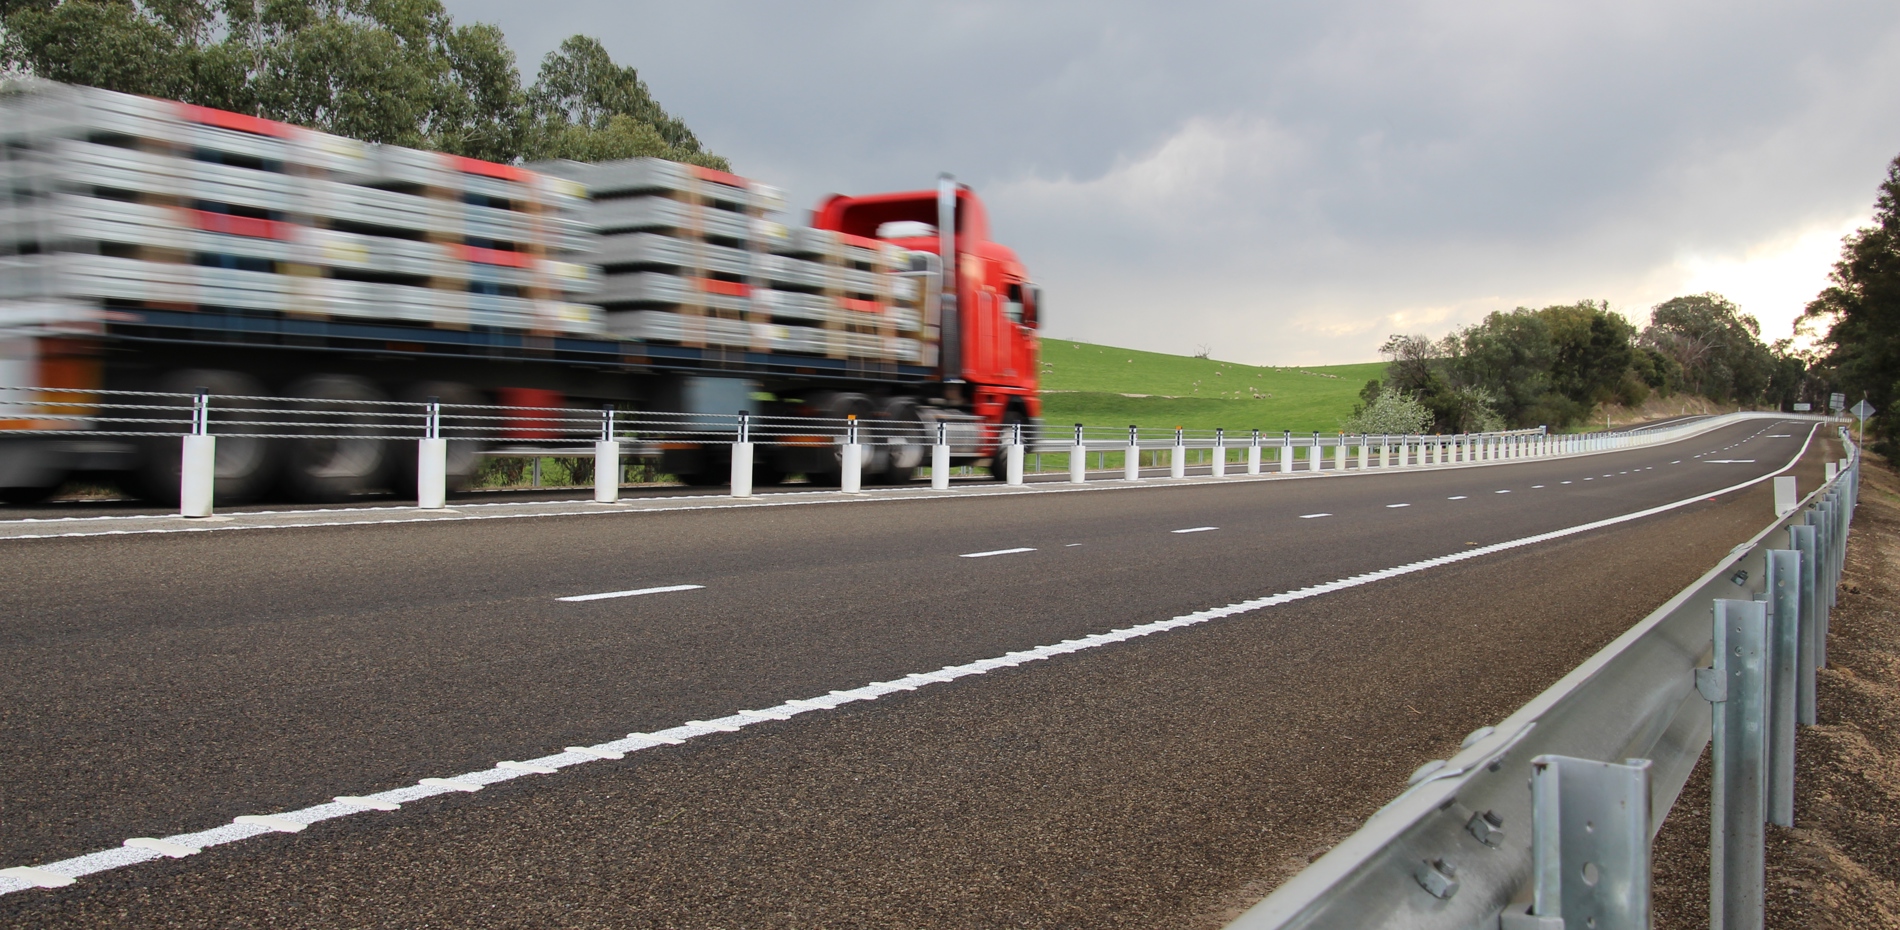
xmin=811 ymin=181 xmax=1041 ymax=432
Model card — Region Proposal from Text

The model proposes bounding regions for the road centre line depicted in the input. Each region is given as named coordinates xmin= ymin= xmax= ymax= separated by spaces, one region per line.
xmin=960 ymin=547 xmax=1036 ymax=558
xmin=0 ymin=421 xmax=1821 ymax=898
xmin=557 ymin=584 xmax=704 ymax=603
xmin=1299 ymin=513 xmax=1332 ymax=519
xmin=1171 ymin=527 xmax=1220 ymax=534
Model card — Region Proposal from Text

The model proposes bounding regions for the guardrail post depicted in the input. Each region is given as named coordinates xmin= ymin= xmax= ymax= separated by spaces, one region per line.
xmin=1005 ymin=421 xmax=1024 ymax=486
xmin=419 ymin=397 xmax=447 ymax=509
xmin=1212 ymin=428 xmax=1227 ymax=478
xmin=1699 ymin=598 xmax=1768 ymax=930
xmin=1333 ymin=434 xmax=1346 ymax=471
xmin=932 ymin=420 xmax=951 ymax=490
xmin=1807 ymin=505 xmax=1833 ymax=668
xmin=1302 ymin=431 xmax=1317 ymax=472
xmin=1501 ymin=754 xmax=1652 ymax=930
xmin=729 ymin=411 xmax=753 ymax=499
xmin=1125 ymin=425 xmax=1142 ymax=481
xmin=1247 ymin=429 xmax=1262 ymax=476
xmin=1069 ymin=423 xmax=1087 ymax=484
xmin=1170 ymin=428 xmax=1187 ymax=479
xmin=1281 ymin=430 xmax=1294 ymax=473
xmin=841 ymin=415 xmax=863 ymax=493
xmin=1789 ymin=524 xmax=1820 ymax=725
xmin=1765 ymin=549 xmax=1801 ymax=828
xmin=1379 ymin=434 xmax=1390 ymax=468
xmin=1772 ymin=477 xmax=1796 ymax=517
xmin=180 ymin=389 xmax=215 ymax=518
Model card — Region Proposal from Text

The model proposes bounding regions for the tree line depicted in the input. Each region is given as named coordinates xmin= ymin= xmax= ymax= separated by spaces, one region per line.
xmin=0 ymin=0 xmax=727 ymax=168
xmin=1350 ymin=295 xmax=1814 ymax=436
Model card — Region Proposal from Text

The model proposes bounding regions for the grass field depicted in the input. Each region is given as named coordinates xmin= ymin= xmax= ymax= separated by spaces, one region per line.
xmin=1037 ymin=338 xmax=1384 ymax=434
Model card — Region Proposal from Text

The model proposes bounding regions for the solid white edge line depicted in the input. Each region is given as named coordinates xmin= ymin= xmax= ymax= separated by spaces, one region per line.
xmin=959 ymin=547 xmax=1036 ymax=558
xmin=557 ymin=584 xmax=704 ymax=603
xmin=0 ymin=422 xmax=1821 ymax=898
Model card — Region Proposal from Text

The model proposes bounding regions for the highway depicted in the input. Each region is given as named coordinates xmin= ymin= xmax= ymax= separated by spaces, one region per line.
xmin=0 ymin=417 xmax=1836 ymax=927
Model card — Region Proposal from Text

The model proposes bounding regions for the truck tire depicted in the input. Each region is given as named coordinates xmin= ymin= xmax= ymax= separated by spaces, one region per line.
xmin=278 ymin=375 xmax=391 ymax=503
xmin=803 ymin=391 xmax=874 ymax=485
xmin=986 ymin=407 xmax=1027 ymax=481
xmin=130 ymin=370 xmax=278 ymax=505
xmin=390 ymin=381 xmax=486 ymax=497
xmin=873 ymin=397 xmax=926 ymax=484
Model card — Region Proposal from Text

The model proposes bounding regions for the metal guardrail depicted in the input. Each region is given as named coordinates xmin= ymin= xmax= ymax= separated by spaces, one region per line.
xmin=1226 ymin=426 xmax=1859 ymax=930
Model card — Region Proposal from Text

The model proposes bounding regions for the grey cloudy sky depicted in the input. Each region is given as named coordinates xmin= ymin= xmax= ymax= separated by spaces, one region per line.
xmin=447 ymin=0 xmax=1900 ymax=364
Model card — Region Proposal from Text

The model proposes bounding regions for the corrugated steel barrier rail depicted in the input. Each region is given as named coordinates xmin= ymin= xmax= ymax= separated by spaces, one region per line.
xmin=1226 ymin=429 xmax=1859 ymax=930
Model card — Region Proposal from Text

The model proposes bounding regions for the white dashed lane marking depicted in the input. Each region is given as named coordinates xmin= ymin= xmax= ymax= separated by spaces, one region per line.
xmin=1386 ymin=503 xmax=1411 ymax=508
xmin=1299 ymin=513 xmax=1332 ymax=519
xmin=960 ymin=547 xmax=1037 ymax=559
xmin=1171 ymin=527 xmax=1219 ymax=534
xmin=557 ymin=584 xmax=704 ymax=603
xmin=1447 ymin=496 xmax=1468 ymax=500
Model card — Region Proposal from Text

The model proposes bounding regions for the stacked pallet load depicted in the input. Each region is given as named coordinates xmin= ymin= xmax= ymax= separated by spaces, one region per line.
xmin=537 ymin=158 xmax=926 ymax=364
xmin=0 ymin=81 xmax=600 ymax=335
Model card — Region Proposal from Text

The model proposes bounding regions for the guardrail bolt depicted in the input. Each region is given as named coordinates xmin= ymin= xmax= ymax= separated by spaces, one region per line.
xmin=1466 ymin=810 xmax=1505 ymax=847
xmin=1414 ymin=857 xmax=1460 ymax=899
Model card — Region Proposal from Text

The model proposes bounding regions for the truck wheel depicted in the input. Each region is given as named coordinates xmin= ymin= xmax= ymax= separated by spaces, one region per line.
xmin=873 ymin=397 xmax=926 ymax=484
xmin=278 ymin=375 xmax=391 ymax=503
xmin=391 ymin=382 xmax=487 ymax=497
xmin=804 ymin=391 xmax=874 ymax=485
xmin=130 ymin=370 xmax=279 ymax=505
xmin=987 ymin=408 xmax=1026 ymax=481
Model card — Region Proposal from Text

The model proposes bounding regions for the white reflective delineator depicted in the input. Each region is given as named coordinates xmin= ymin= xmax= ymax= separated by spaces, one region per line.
xmin=1126 ymin=442 xmax=1142 ymax=480
xmin=419 ymin=438 xmax=448 ymax=509
xmin=1246 ymin=444 xmax=1261 ymax=475
xmin=180 ymin=434 xmax=215 ymax=518
xmin=1379 ymin=439 xmax=1390 ymax=468
xmin=932 ymin=444 xmax=951 ymax=490
xmin=1335 ymin=441 xmax=1347 ymax=471
xmin=1005 ymin=442 xmax=1024 ymax=486
xmin=1169 ymin=443 xmax=1186 ymax=479
xmin=1280 ymin=440 xmax=1294 ymax=473
xmin=1398 ymin=441 xmax=1410 ymax=468
xmin=1069 ymin=444 xmax=1088 ymax=483
xmin=1212 ymin=445 xmax=1227 ymax=478
xmin=1773 ymin=476 xmax=1796 ymax=517
xmin=841 ymin=444 xmax=863 ymax=493
xmin=1307 ymin=440 xmax=1322 ymax=472
xmin=729 ymin=442 xmax=753 ymax=498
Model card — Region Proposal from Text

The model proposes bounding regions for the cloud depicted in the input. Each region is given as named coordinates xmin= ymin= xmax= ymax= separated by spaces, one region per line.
xmin=447 ymin=0 xmax=1900 ymax=364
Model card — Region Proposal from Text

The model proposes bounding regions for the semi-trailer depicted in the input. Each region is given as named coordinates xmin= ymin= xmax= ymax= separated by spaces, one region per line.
xmin=0 ymin=80 xmax=1043 ymax=503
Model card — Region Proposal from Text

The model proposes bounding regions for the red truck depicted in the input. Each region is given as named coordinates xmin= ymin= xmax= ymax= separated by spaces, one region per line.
xmin=0 ymin=83 xmax=1043 ymax=501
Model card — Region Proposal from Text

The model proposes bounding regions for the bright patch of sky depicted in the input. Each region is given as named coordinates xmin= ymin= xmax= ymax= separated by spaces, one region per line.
xmin=447 ymin=0 xmax=1900 ymax=364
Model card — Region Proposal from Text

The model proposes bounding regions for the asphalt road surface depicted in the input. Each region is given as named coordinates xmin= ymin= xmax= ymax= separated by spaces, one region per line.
xmin=0 ymin=417 xmax=1838 ymax=927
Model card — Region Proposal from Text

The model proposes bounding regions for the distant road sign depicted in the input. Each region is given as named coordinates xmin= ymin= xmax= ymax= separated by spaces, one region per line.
xmin=1851 ymin=399 xmax=1875 ymax=419
xmin=1830 ymin=392 xmax=1846 ymax=412
xmin=1793 ymin=402 xmax=1811 ymax=412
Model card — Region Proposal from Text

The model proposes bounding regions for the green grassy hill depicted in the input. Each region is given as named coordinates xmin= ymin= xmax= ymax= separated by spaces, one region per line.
xmin=1037 ymin=339 xmax=1384 ymax=434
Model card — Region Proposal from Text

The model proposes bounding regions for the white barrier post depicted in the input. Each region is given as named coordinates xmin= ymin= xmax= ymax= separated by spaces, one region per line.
xmin=1212 ymin=428 xmax=1227 ymax=478
xmin=729 ymin=411 xmax=753 ymax=499
xmin=1005 ymin=421 xmax=1024 ymax=486
xmin=1125 ymin=425 xmax=1142 ymax=481
xmin=1247 ymin=429 xmax=1262 ymax=475
xmin=180 ymin=389 xmax=215 ymax=518
xmin=1170 ymin=428 xmax=1187 ymax=479
xmin=1398 ymin=436 xmax=1410 ymax=468
xmin=931 ymin=420 xmax=951 ymax=490
xmin=1069 ymin=423 xmax=1087 ymax=484
xmin=1280 ymin=430 xmax=1294 ymax=473
xmin=1308 ymin=432 xmax=1322 ymax=471
xmin=1334 ymin=434 xmax=1347 ymax=471
xmin=841 ymin=415 xmax=863 ymax=493
xmin=1379 ymin=434 xmax=1390 ymax=468
xmin=419 ymin=397 xmax=448 ymax=509
xmin=1358 ymin=434 xmax=1369 ymax=470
